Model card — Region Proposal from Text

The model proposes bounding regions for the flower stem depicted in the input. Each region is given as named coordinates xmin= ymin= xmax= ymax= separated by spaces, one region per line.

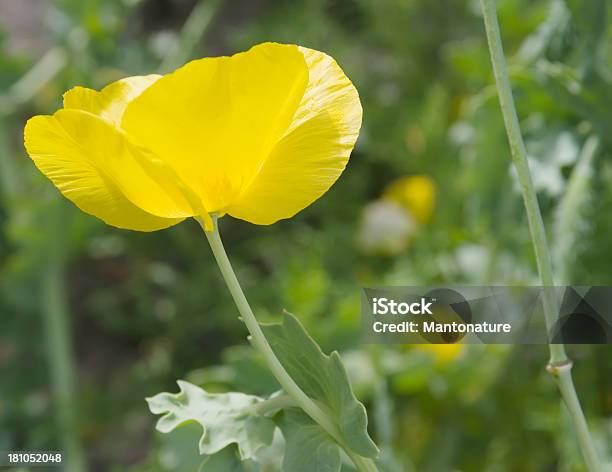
xmin=42 ymin=201 xmax=85 ymax=472
xmin=251 ymin=393 xmax=297 ymax=416
xmin=200 ymin=216 xmax=379 ymax=472
xmin=159 ymin=0 xmax=225 ymax=73
xmin=480 ymin=0 xmax=564 ymax=364
xmin=479 ymin=1 xmax=601 ymax=470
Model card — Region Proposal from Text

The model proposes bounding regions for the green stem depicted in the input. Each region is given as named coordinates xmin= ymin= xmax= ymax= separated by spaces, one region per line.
xmin=479 ymin=1 xmax=601 ymax=471
xmin=553 ymin=136 xmax=599 ymax=284
xmin=160 ymin=0 xmax=224 ymax=72
xmin=0 ymin=47 xmax=66 ymax=113
xmin=549 ymin=362 xmax=602 ymax=472
xmin=42 ymin=201 xmax=85 ymax=472
xmin=0 ymin=120 xmax=20 ymax=197
xmin=200 ymin=216 xmax=379 ymax=472
xmin=251 ymin=394 xmax=297 ymax=416
xmin=480 ymin=0 xmax=564 ymax=363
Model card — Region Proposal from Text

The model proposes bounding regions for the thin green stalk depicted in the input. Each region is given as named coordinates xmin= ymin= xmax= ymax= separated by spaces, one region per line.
xmin=554 ymin=362 xmax=602 ymax=471
xmin=0 ymin=28 xmax=82 ymax=470
xmin=479 ymin=1 xmax=601 ymax=471
xmin=553 ymin=136 xmax=599 ymax=284
xmin=480 ymin=0 xmax=564 ymax=364
xmin=2 ymin=47 xmax=66 ymax=111
xmin=42 ymin=201 xmax=85 ymax=472
xmin=0 ymin=120 xmax=20 ymax=197
xmin=160 ymin=0 xmax=224 ymax=72
xmin=200 ymin=216 xmax=379 ymax=472
xmin=250 ymin=393 xmax=297 ymax=416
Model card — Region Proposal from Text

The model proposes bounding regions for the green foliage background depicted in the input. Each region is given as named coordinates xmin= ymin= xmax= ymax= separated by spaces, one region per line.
xmin=0 ymin=0 xmax=611 ymax=470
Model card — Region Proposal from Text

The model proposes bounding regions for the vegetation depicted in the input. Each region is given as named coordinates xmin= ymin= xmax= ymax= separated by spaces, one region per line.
xmin=1 ymin=0 xmax=611 ymax=470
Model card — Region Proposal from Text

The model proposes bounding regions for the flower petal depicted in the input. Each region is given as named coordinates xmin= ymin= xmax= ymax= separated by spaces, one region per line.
xmin=226 ymin=47 xmax=362 ymax=224
xmin=121 ymin=42 xmax=310 ymax=212
xmin=24 ymin=109 xmax=196 ymax=231
xmin=63 ymin=75 xmax=160 ymax=125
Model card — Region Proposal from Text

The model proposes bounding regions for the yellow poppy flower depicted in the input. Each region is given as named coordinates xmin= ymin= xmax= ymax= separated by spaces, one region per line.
xmin=383 ymin=175 xmax=436 ymax=224
xmin=24 ymin=43 xmax=362 ymax=231
xmin=416 ymin=344 xmax=464 ymax=364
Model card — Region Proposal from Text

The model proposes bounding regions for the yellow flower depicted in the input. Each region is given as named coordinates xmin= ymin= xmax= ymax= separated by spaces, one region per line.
xmin=383 ymin=175 xmax=436 ymax=224
xmin=24 ymin=43 xmax=361 ymax=231
xmin=416 ymin=344 xmax=463 ymax=364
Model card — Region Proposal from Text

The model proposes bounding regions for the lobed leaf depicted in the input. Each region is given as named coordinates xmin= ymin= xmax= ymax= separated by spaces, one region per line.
xmin=199 ymin=446 xmax=259 ymax=472
xmin=146 ymin=380 xmax=275 ymax=461
xmin=261 ymin=312 xmax=379 ymax=459
xmin=279 ymin=409 xmax=341 ymax=472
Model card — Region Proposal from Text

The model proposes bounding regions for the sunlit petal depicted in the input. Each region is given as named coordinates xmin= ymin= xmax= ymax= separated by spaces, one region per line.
xmin=63 ymin=75 xmax=160 ymax=125
xmin=24 ymin=109 xmax=195 ymax=230
xmin=227 ymin=47 xmax=362 ymax=224
xmin=121 ymin=43 xmax=310 ymax=212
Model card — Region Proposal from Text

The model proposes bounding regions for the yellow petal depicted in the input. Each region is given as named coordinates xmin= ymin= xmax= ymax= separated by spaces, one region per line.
xmin=24 ymin=109 xmax=196 ymax=231
xmin=121 ymin=42 xmax=310 ymax=213
xmin=63 ymin=75 xmax=160 ymax=125
xmin=227 ymin=46 xmax=362 ymax=224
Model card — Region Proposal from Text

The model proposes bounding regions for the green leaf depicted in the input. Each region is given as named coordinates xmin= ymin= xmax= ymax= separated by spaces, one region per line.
xmin=279 ymin=409 xmax=341 ymax=472
xmin=147 ymin=380 xmax=275 ymax=461
xmin=261 ymin=312 xmax=378 ymax=459
xmin=199 ymin=446 xmax=259 ymax=472
xmin=157 ymin=423 xmax=208 ymax=471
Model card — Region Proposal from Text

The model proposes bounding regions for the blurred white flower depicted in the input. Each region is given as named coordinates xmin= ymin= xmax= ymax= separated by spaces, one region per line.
xmin=356 ymin=200 xmax=416 ymax=255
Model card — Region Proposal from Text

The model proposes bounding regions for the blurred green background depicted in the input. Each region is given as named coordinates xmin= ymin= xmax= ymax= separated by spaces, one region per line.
xmin=1 ymin=0 xmax=611 ymax=470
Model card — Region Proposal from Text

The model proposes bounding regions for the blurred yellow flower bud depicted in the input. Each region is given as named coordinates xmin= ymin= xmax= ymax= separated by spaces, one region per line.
xmin=416 ymin=344 xmax=463 ymax=364
xmin=384 ymin=175 xmax=436 ymax=224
